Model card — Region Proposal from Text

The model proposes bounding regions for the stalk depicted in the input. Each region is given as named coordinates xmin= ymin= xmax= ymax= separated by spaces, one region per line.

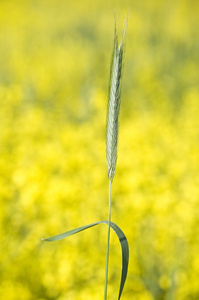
xmin=104 ymin=180 xmax=112 ymax=300
xmin=104 ymin=16 xmax=128 ymax=299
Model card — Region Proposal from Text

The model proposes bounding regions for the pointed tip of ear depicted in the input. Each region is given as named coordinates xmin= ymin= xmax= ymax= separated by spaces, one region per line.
xmin=121 ymin=14 xmax=129 ymax=45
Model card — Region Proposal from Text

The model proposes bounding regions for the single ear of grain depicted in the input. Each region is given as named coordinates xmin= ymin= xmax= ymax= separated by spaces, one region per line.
xmin=106 ymin=19 xmax=127 ymax=182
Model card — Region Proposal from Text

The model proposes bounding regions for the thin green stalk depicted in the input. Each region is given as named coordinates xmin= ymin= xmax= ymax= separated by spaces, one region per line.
xmin=104 ymin=179 xmax=112 ymax=300
xmin=104 ymin=16 xmax=128 ymax=299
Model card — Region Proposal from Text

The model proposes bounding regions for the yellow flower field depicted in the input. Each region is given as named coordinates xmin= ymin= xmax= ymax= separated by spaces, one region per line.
xmin=0 ymin=0 xmax=199 ymax=299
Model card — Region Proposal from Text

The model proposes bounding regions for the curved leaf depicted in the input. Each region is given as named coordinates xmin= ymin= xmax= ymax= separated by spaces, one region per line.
xmin=42 ymin=221 xmax=129 ymax=300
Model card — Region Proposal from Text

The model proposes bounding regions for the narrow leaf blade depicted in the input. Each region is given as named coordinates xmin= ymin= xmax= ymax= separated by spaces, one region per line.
xmin=42 ymin=221 xmax=129 ymax=300
xmin=42 ymin=223 xmax=99 ymax=242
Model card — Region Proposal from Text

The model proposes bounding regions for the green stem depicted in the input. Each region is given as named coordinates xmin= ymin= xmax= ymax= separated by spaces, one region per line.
xmin=104 ymin=180 xmax=112 ymax=300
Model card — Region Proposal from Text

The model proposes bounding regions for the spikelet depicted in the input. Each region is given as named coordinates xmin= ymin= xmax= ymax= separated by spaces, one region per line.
xmin=106 ymin=17 xmax=128 ymax=181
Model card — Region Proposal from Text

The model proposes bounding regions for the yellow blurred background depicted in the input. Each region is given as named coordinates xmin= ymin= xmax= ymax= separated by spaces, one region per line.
xmin=0 ymin=0 xmax=199 ymax=299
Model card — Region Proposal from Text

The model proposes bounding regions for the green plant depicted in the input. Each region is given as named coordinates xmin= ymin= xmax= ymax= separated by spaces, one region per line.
xmin=43 ymin=17 xmax=129 ymax=300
